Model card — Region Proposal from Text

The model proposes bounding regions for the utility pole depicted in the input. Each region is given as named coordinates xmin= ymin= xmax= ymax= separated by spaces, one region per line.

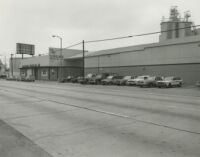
xmin=4 ymin=56 xmax=7 ymax=69
xmin=52 ymin=35 xmax=63 ymax=80
xmin=60 ymin=37 xmax=63 ymax=79
xmin=10 ymin=54 xmax=14 ymax=77
xmin=82 ymin=40 xmax=85 ymax=78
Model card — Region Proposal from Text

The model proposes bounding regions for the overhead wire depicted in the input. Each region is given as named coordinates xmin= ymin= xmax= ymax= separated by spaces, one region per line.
xmin=85 ymin=24 xmax=200 ymax=43
xmin=53 ymin=24 xmax=200 ymax=51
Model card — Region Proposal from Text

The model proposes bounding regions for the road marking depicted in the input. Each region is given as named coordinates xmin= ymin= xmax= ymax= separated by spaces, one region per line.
xmin=1 ymin=85 xmax=200 ymax=135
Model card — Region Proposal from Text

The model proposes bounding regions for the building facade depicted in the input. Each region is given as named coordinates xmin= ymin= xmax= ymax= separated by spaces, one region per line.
xmin=9 ymin=57 xmax=23 ymax=77
xmin=0 ymin=59 xmax=6 ymax=76
xmin=83 ymin=7 xmax=200 ymax=85
xmin=20 ymin=48 xmax=83 ymax=80
xmin=19 ymin=7 xmax=200 ymax=84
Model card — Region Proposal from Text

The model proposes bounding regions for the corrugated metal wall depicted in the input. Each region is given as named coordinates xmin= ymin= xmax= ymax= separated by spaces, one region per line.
xmin=85 ymin=42 xmax=200 ymax=68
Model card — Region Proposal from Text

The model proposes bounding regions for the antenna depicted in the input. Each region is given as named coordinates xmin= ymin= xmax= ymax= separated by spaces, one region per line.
xmin=184 ymin=11 xmax=191 ymax=22
xmin=170 ymin=6 xmax=180 ymax=21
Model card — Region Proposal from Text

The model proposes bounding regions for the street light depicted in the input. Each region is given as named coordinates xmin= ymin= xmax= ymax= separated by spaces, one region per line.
xmin=52 ymin=35 xmax=63 ymax=80
xmin=10 ymin=54 xmax=14 ymax=77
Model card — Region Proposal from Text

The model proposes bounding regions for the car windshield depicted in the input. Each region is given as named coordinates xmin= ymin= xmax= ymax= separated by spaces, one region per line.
xmin=96 ymin=74 xmax=102 ymax=78
xmin=137 ymin=76 xmax=148 ymax=79
xmin=107 ymin=76 xmax=113 ymax=79
xmin=164 ymin=77 xmax=173 ymax=81
xmin=115 ymin=76 xmax=123 ymax=79
xmin=86 ymin=73 xmax=94 ymax=78
xmin=123 ymin=76 xmax=131 ymax=80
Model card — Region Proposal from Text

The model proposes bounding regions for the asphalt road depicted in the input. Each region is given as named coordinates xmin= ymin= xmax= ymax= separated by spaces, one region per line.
xmin=0 ymin=80 xmax=200 ymax=157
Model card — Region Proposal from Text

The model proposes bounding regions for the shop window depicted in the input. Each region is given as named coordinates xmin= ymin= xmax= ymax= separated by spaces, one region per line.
xmin=42 ymin=69 xmax=47 ymax=76
xmin=51 ymin=69 xmax=55 ymax=75
xmin=21 ymin=70 xmax=25 ymax=76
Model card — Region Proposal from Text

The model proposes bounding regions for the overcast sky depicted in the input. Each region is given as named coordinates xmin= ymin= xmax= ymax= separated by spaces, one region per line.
xmin=0 ymin=0 xmax=200 ymax=62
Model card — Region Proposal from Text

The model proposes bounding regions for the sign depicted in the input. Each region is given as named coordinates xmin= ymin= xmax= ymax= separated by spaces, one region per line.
xmin=49 ymin=48 xmax=63 ymax=60
xmin=22 ymin=64 xmax=40 ymax=68
xmin=16 ymin=43 xmax=35 ymax=55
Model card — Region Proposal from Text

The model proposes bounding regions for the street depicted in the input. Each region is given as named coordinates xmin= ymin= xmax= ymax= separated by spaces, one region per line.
xmin=0 ymin=80 xmax=200 ymax=157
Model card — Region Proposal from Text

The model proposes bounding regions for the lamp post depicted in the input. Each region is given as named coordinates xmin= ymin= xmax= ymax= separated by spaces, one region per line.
xmin=52 ymin=35 xmax=63 ymax=80
xmin=10 ymin=54 xmax=14 ymax=77
xmin=82 ymin=40 xmax=85 ymax=78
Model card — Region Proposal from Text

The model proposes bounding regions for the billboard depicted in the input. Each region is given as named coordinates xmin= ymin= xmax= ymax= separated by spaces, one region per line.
xmin=16 ymin=43 xmax=35 ymax=55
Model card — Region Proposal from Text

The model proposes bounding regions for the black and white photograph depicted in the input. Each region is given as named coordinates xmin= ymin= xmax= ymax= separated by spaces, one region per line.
xmin=0 ymin=0 xmax=200 ymax=156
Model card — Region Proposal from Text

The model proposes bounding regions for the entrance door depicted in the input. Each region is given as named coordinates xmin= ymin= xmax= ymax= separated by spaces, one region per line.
xmin=34 ymin=68 xmax=38 ymax=80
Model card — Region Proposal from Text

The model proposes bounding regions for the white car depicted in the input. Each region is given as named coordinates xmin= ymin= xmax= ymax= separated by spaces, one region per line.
xmin=157 ymin=76 xmax=183 ymax=88
xmin=127 ymin=75 xmax=149 ymax=86
xmin=137 ymin=76 xmax=163 ymax=87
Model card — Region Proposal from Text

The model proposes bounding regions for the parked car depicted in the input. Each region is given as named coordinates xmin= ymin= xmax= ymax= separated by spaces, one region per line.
xmin=157 ymin=76 xmax=183 ymax=88
xmin=85 ymin=73 xmax=96 ymax=84
xmin=58 ymin=77 xmax=67 ymax=83
xmin=137 ymin=76 xmax=163 ymax=87
xmin=126 ymin=76 xmax=137 ymax=86
xmin=79 ymin=73 xmax=96 ymax=84
xmin=25 ymin=75 xmax=35 ymax=82
xmin=101 ymin=75 xmax=115 ymax=85
xmin=88 ymin=73 xmax=109 ymax=84
xmin=118 ymin=76 xmax=133 ymax=85
xmin=6 ymin=76 xmax=16 ymax=81
xmin=0 ymin=74 xmax=7 ymax=79
xmin=64 ymin=76 xmax=74 ymax=82
xmin=112 ymin=76 xmax=124 ymax=85
xmin=71 ymin=76 xmax=80 ymax=83
xmin=110 ymin=75 xmax=127 ymax=85
xmin=77 ymin=76 xmax=85 ymax=84
xmin=127 ymin=76 xmax=149 ymax=86
xmin=196 ymin=81 xmax=200 ymax=87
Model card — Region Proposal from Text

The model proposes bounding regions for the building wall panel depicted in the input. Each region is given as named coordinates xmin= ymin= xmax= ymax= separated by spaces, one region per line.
xmin=86 ymin=42 xmax=200 ymax=69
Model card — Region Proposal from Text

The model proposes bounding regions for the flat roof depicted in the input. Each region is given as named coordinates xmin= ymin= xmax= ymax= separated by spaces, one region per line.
xmin=68 ymin=35 xmax=200 ymax=59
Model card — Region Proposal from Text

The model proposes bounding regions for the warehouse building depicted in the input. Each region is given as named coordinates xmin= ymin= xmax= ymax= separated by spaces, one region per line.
xmin=79 ymin=7 xmax=200 ymax=85
xmin=20 ymin=7 xmax=200 ymax=84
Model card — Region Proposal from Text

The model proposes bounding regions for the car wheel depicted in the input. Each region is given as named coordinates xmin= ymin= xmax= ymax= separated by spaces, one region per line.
xmin=148 ymin=83 xmax=153 ymax=87
xmin=178 ymin=82 xmax=182 ymax=87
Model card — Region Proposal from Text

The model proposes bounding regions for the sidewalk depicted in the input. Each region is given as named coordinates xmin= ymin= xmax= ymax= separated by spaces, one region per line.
xmin=0 ymin=119 xmax=52 ymax=157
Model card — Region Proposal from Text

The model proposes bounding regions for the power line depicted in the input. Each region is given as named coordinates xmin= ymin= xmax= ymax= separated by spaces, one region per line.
xmin=51 ymin=42 xmax=82 ymax=53
xmin=64 ymin=42 xmax=82 ymax=49
xmin=85 ymin=24 xmax=200 ymax=43
xmin=85 ymin=36 xmax=133 ymax=43
xmin=54 ymin=24 xmax=200 ymax=51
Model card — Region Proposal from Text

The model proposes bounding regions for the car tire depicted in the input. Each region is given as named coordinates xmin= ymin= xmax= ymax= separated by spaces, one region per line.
xmin=178 ymin=82 xmax=182 ymax=87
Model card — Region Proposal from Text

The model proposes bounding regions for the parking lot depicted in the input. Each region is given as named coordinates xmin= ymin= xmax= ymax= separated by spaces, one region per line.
xmin=0 ymin=80 xmax=200 ymax=157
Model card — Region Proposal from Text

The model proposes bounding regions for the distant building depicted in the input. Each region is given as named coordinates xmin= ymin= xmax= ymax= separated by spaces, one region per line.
xmin=20 ymin=48 xmax=83 ymax=80
xmin=9 ymin=57 xmax=23 ymax=77
xmin=0 ymin=59 xmax=6 ymax=76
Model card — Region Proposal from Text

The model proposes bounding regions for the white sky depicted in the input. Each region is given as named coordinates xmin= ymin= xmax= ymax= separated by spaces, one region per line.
xmin=0 ymin=0 xmax=200 ymax=63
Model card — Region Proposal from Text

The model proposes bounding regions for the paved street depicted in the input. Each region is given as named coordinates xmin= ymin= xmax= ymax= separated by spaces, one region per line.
xmin=0 ymin=80 xmax=200 ymax=157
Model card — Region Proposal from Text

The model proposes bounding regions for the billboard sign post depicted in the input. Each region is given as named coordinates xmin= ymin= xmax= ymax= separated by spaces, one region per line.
xmin=16 ymin=43 xmax=35 ymax=59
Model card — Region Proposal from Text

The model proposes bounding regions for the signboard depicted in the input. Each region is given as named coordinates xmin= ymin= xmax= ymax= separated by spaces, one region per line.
xmin=49 ymin=48 xmax=63 ymax=60
xmin=16 ymin=43 xmax=35 ymax=55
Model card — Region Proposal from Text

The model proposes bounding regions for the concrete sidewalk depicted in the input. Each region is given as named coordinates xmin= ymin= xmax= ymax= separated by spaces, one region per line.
xmin=0 ymin=119 xmax=52 ymax=157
